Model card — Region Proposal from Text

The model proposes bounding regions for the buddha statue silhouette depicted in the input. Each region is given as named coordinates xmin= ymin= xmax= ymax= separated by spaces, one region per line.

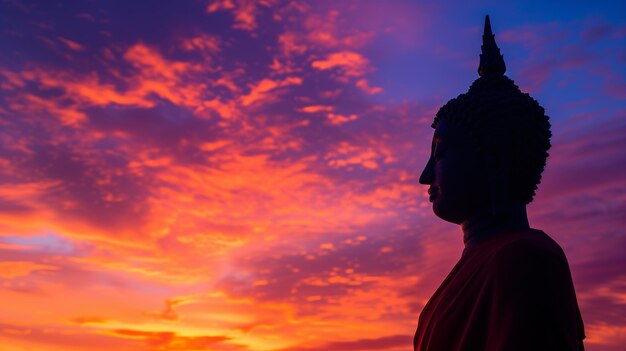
xmin=414 ymin=16 xmax=586 ymax=351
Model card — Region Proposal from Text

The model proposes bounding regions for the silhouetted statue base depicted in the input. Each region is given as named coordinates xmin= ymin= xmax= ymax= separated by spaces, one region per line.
xmin=413 ymin=229 xmax=585 ymax=350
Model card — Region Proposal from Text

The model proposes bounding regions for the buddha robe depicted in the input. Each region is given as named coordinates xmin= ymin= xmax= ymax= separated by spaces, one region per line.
xmin=413 ymin=229 xmax=585 ymax=351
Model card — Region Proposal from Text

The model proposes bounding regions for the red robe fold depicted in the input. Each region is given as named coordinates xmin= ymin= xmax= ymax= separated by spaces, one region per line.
xmin=414 ymin=229 xmax=585 ymax=351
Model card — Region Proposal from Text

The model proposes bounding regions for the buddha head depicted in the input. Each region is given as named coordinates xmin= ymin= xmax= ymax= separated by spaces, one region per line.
xmin=419 ymin=16 xmax=552 ymax=225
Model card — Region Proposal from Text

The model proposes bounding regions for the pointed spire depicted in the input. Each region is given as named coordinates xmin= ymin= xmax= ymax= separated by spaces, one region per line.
xmin=478 ymin=15 xmax=506 ymax=77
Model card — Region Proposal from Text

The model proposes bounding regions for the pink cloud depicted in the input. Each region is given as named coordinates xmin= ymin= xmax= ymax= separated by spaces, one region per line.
xmin=180 ymin=34 xmax=221 ymax=54
xmin=57 ymin=36 xmax=85 ymax=51
xmin=356 ymin=79 xmax=383 ymax=95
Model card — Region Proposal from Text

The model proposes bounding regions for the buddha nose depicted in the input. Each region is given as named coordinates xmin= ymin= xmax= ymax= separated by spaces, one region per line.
xmin=419 ymin=157 xmax=435 ymax=185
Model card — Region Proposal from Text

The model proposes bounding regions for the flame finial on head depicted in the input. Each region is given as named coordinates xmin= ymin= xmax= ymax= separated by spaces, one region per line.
xmin=478 ymin=15 xmax=506 ymax=77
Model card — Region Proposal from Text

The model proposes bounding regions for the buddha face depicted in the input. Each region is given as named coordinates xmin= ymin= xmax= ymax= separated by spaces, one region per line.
xmin=419 ymin=119 xmax=490 ymax=224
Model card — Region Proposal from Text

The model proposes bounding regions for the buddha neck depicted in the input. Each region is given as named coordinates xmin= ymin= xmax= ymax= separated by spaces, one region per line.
xmin=461 ymin=203 xmax=530 ymax=251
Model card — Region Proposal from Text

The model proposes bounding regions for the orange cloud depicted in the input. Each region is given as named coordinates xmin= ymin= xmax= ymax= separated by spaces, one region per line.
xmin=180 ymin=34 xmax=221 ymax=53
xmin=200 ymin=140 xmax=231 ymax=152
xmin=326 ymin=112 xmax=358 ymax=125
xmin=324 ymin=141 xmax=394 ymax=169
xmin=214 ymin=74 xmax=241 ymax=92
xmin=311 ymin=51 xmax=369 ymax=77
xmin=240 ymin=76 xmax=302 ymax=106
xmin=124 ymin=44 xmax=191 ymax=80
xmin=278 ymin=31 xmax=308 ymax=56
xmin=299 ymin=105 xmax=334 ymax=113
xmin=1 ymin=68 xmax=153 ymax=125
xmin=201 ymin=97 xmax=239 ymax=119
xmin=0 ymin=181 xmax=61 ymax=234
xmin=12 ymin=94 xmax=77 ymax=126
xmin=207 ymin=0 xmax=267 ymax=32
xmin=300 ymin=8 xmax=374 ymax=50
xmin=0 ymin=42 xmax=214 ymax=121
xmin=584 ymin=323 xmax=626 ymax=348
xmin=0 ymin=261 xmax=59 ymax=279
xmin=122 ymin=44 xmax=207 ymax=107
xmin=110 ymin=329 xmax=230 ymax=349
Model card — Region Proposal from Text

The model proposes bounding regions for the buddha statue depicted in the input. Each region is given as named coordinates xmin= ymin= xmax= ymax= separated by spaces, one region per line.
xmin=413 ymin=15 xmax=586 ymax=351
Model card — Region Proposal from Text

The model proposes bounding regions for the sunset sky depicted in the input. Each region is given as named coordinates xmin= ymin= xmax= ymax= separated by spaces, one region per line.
xmin=1 ymin=0 xmax=625 ymax=350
